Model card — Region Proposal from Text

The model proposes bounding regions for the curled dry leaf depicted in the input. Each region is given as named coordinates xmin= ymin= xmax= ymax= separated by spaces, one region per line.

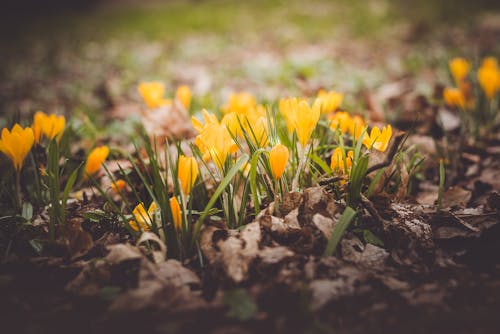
xmin=259 ymin=211 xmax=301 ymax=242
xmin=110 ymin=258 xmax=203 ymax=312
xmin=201 ymin=222 xmax=262 ymax=283
xmin=137 ymin=231 xmax=167 ymax=263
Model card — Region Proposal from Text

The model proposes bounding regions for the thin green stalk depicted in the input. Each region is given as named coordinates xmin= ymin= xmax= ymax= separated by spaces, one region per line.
xmin=323 ymin=206 xmax=357 ymax=257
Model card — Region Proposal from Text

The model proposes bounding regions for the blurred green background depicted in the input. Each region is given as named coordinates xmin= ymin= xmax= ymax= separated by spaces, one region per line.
xmin=1 ymin=0 xmax=499 ymax=125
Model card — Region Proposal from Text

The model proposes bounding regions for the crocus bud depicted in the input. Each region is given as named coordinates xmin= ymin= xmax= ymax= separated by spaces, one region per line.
xmin=269 ymin=144 xmax=289 ymax=180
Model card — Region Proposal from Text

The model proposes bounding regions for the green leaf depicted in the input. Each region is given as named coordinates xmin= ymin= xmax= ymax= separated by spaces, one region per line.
xmin=223 ymin=289 xmax=258 ymax=321
xmin=363 ymin=229 xmax=384 ymax=247
xmin=323 ymin=206 xmax=357 ymax=257
xmin=365 ymin=167 xmax=386 ymax=198
xmin=192 ymin=154 xmax=249 ymax=246
xmin=249 ymin=149 xmax=267 ymax=215
xmin=21 ymin=202 xmax=33 ymax=221
xmin=61 ymin=163 xmax=82 ymax=219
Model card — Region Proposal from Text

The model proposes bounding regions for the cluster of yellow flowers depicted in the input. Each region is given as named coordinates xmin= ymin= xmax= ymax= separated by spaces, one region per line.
xmin=0 ymin=111 xmax=65 ymax=173
xmin=188 ymin=89 xmax=393 ymax=183
xmin=137 ymin=82 xmax=192 ymax=110
xmin=444 ymin=57 xmax=500 ymax=109
xmin=0 ymin=111 xmax=110 ymax=183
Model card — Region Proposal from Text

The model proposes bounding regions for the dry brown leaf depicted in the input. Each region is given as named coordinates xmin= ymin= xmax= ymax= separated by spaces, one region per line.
xmin=441 ymin=186 xmax=471 ymax=208
xmin=141 ymin=100 xmax=196 ymax=142
xmin=201 ymin=222 xmax=262 ymax=283
xmin=57 ymin=219 xmax=94 ymax=260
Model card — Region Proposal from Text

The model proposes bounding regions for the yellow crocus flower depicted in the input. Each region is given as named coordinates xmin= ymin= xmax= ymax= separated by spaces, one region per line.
xmin=279 ymin=97 xmax=305 ymax=133
xmin=193 ymin=110 xmax=238 ymax=170
xmin=329 ymin=111 xmax=352 ymax=134
xmin=362 ymin=125 xmax=392 ymax=152
xmin=178 ymin=155 xmax=199 ymax=195
xmin=137 ymin=81 xmax=172 ymax=109
xmin=175 ymin=85 xmax=192 ymax=110
xmin=294 ymin=100 xmax=320 ymax=147
xmin=191 ymin=109 xmax=219 ymax=133
xmin=443 ymin=87 xmax=466 ymax=109
xmin=330 ymin=147 xmax=353 ymax=173
xmin=221 ymin=112 xmax=243 ymax=137
xmin=449 ymin=58 xmax=470 ymax=84
xmin=316 ymin=89 xmax=343 ymax=114
xmin=0 ymin=124 xmax=34 ymax=172
xmin=170 ymin=196 xmax=182 ymax=231
xmin=33 ymin=111 xmax=65 ymax=143
xmin=349 ymin=115 xmax=366 ymax=139
xmin=477 ymin=57 xmax=500 ymax=100
xmin=222 ymin=92 xmax=257 ymax=115
xmin=84 ymin=145 xmax=109 ymax=176
xmin=269 ymin=144 xmax=289 ymax=180
xmin=247 ymin=115 xmax=269 ymax=147
xmin=129 ymin=202 xmax=157 ymax=232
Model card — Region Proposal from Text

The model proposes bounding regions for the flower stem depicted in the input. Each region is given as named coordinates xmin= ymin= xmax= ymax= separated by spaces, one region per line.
xmin=292 ymin=144 xmax=308 ymax=191
xmin=15 ymin=171 xmax=21 ymax=210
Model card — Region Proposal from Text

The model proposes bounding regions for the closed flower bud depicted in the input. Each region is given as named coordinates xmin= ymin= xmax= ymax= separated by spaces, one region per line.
xmin=85 ymin=146 xmax=109 ymax=176
xmin=443 ymin=87 xmax=466 ymax=109
xmin=178 ymin=155 xmax=199 ymax=195
xmin=170 ymin=196 xmax=182 ymax=231
xmin=449 ymin=58 xmax=470 ymax=84
xmin=477 ymin=57 xmax=500 ymax=100
xmin=175 ymin=85 xmax=192 ymax=110
xmin=111 ymin=179 xmax=127 ymax=193
xmin=269 ymin=144 xmax=289 ymax=180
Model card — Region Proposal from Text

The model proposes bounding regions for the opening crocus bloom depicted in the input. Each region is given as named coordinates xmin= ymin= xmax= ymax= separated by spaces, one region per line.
xmin=33 ymin=111 xmax=65 ymax=143
xmin=129 ymin=202 xmax=157 ymax=232
xmin=362 ymin=125 xmax=392 ymax=152
xmin=269 ymin=144 xmax=289 ymax=180
xmin=84 ymin=145 xmax=109 ymax=176
xmin=330 ymin=147 xmax=353 ymax=173
xmin=137 ymin=81 xmax=172 ymax=109
xmin=329 ymin=111 xmax=352 ymax=134
xmin=0 ymin=124 xmax=34 ymax=172
xmin=170 ymin=196 xmax=182 ymax=231
xmin=175 ymin=85 xmax=192 ymax=110
xmin=443 ymin=87 xmax=466 ymax=109
xmin=449 ymin=58 xmax=470 ymax=84
xmin=193 ymin=110 xmax=238 ymax=170
xmin=178 ymin=155 xmax=199 ymax=195
xmin=279 ymin=97 xmax=305 ymax=133
xmin=477 ymin=57 xmax=500 ymax=100
xmin=316 ymin=89 xmax=343 ymax=114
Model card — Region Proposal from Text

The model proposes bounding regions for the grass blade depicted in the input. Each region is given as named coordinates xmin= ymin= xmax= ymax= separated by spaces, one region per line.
xmin=323 ymin=206 xmax=357 ymax=257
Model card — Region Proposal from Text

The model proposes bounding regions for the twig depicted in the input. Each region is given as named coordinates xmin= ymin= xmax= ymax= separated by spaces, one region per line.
xmin=360 ymin=193 xmax=389 ymax=231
